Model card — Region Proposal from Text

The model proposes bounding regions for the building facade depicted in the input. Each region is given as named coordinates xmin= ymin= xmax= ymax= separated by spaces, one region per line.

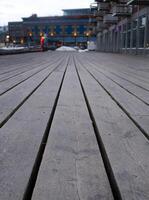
xmin=8 ymin=9 xmax=96 ymax=47
xmin=0 ymin=26 xmax=8 ymax=43
xmin=91 ymin=0 xmax=149 ymax=54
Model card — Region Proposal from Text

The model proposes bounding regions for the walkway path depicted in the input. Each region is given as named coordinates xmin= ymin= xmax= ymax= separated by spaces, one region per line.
xmin=0 ymin=52 xmax=149 ymax=200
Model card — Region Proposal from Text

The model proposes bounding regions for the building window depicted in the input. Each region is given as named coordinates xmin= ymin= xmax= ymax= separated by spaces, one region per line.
xmin=127 ymin=22 xmax=131 ymax=48
xmin=140 ymin=16 xmax=146 ymax=26
xmin=122 ymin=24 xmax=127 ymax=48
xmin=132 ymin=30 xmax=136 ymax=48
xmin=127 ymin=31 xmax=131 ymax=48
xmin=132 ymin=18 xmax=138 ymax=48
xmin=139 ymin=16 xmax=146 ymax=48
xmin=133 ymin=18 xmax=138 ymax=29
xmin=146 ymin=16 xmax=149 ymax=48
xmin=139 ymin=28 xmax=145 ymax=47
xmin=122 ymin=32 xmax=126 ymax=48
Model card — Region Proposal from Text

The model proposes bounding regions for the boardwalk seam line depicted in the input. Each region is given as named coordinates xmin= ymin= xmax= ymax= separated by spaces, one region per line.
xmin=22 ymin=56 xmax=69 ymax=200
xmin=81 ymin=62 xmax=149 ymax=141
xmin=91 ymin=63 xmax=149 ymax=106
xmin=110 ymin=71 xmax=149 ymax=92
xmin=0 ymin=62 xmax=50 ymax=83
xmin=73 ymin=57 xmax=122 ymax=200
xmin=0 ymin=54 xmax=61 ymax=82
xmin=0 ymin=52 xmax=57 ymax=76
xmin=80 ymin=56 xmax=149 ymax=106
xmin=0 ymin=58 xmax=62 ymax=96
xmin=0 ymin=61 xmax=63 ymax=128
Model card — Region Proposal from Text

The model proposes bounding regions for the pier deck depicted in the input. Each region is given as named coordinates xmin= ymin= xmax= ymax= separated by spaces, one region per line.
xmin=0 ymin=52 xmax=149 ymax=200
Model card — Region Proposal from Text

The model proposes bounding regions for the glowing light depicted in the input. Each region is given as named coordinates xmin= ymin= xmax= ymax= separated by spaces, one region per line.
xmin=21 ymin=39 xmax=24 ymax=44
xmin=29 ymin=32 xmax=32 ymax=37
xmin=86 ymin=32 xmax=90 ymax=37
xmin=74 ymin=32 xmax=77 ymax=37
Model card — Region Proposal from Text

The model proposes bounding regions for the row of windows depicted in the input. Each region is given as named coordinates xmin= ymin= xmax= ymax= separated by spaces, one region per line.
xmin=26 ymin=25 xmax=88 ymax=31
xmin=9 ymin=25 xmax=92 ymax=35
xmin=98 ymin=15 xmax=149 ymax=50
xmin=26 ymin=31 xmax=91 ymax=37
xmin=122 ymin=16 xmax=147 ymax=48
xmin=25 ymin=25 xmax=91 ymax=36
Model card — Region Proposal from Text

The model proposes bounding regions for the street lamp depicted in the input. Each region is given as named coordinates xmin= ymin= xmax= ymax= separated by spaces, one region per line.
xmin=28 ymin=32 xmax=33 ymax=47
xmin=6 ymin=35 xmax=10 ymax=40
xmin=85 ymin=32 xmax=90 ymax=48
xmin=5 ymin=35 xmax=10 ymax=47
xmin=85 ymin=32 xmax=90 ymax=42
xmin=20 ymin=38 xmax=24 ymax=45
xmin=73 ymin=32 xmax=77 ymax=46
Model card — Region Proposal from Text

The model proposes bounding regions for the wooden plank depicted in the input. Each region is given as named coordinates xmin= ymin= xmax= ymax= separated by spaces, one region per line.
xmin=75 ymin=59 xmax=149 ymax=200
xmin=0 ymin=61 xmax=48 ymax=82
xmin=0 ymin=52 xmax=53 ymax=72
xmin=0 ymin=53 xmax=39 ymax=72
xmin=0 ymin=57 xmax=64 ymax=125
xmin=82 ymin=59 xmax=149 ymax=104
xmin=78 ymin=57 xmax=149 ymax=138
xmin=110 ymin=71 xmax=149 ymax=90
xmin=105 ymin=72 xmax=149 ymax=104
xmin=32 ymin=57 xmax=113 ymax=200
xmin=0 ymin=58 xmax=67 ymax=200
xmin=0 ymin=53 xmax=60 ymax=80
xmin=79 ymin=56 xmax=149 ymax=116
xmin=0 ymin=54 xmax=64 ymax=95
xmin=86 ymin=52 xmax=149 ymax=80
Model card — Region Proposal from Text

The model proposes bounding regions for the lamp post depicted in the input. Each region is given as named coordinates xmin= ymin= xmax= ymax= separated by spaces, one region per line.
xmin=50 ymin=32 xmax=54 ymax=37
xmin=49 ymin=32 xmax=54 ymax=47
xmin=20 ymin=38 xmax=24 ymax=45
xmin=74 ymin=32 xmax=77 ymax=46
xmin=86 ymin=32 xmax=90 ymax=43
xmin=5 ymin=35 xmax=10 ymax=47
xmin=85 ymin=32 xmax=90 ymax=49
xmin=28 ymin=32 xmax=32 ymax=47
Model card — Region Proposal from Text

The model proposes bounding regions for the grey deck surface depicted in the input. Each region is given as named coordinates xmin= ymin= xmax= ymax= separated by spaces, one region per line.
xmin=0 ymin=52 xmax=149 ymax=200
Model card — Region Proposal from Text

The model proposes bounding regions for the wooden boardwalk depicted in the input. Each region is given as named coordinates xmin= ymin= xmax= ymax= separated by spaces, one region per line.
xmin=0 ymin=52 xmax=149 ymax=200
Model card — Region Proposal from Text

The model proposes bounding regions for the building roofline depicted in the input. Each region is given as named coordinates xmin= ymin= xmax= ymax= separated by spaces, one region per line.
xmin=62 ymin=8 xmax=90 ymax=11
xmin=22 ymin=15 xmax=91 ymax=21
xmin=8 ymin=21 xmax=22 ymax=24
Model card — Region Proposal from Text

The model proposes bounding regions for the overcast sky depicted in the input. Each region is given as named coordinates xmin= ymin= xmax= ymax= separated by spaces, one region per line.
xmin=0 ymin=0 xmax=93 ymax=26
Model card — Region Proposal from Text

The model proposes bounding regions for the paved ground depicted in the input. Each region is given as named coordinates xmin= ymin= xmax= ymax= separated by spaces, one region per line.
xmin=0 ymin=51 xmax=149 ymax=200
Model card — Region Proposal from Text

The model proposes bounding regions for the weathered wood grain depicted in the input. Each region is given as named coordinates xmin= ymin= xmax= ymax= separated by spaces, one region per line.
xmin=0 ymin=58 xmax=64 ymax=125
xmin=75 ymin=58 xmax=149 ymax=200
xmin=0 ymin=58 xmax=67 ymax=200
xmin=32 ymin=58 xmax=113 ymax=200
xmin=0 ymin=51 xmax=149 ymax=200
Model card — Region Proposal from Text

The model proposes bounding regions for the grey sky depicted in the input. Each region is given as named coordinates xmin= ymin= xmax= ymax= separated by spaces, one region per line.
xmin=0 ymin=0 xmax=93 ymax=26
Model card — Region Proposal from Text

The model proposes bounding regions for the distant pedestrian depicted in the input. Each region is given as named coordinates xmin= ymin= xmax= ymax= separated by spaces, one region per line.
xmin=40 ymin=36 xmax=45 ymax=51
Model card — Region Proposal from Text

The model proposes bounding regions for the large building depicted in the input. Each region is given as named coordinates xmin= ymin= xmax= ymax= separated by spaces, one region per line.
xmin=91 ymin=0 xmax=149 ymax=54
xmin=8 ymin=9 xmax=96 ymax=47
xmin=0 ymin=26 xmax=8 ymax=43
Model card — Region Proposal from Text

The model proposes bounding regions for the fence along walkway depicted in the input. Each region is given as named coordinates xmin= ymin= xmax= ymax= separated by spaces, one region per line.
xmin=0 ymin=52 xmax=149 ymax=200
